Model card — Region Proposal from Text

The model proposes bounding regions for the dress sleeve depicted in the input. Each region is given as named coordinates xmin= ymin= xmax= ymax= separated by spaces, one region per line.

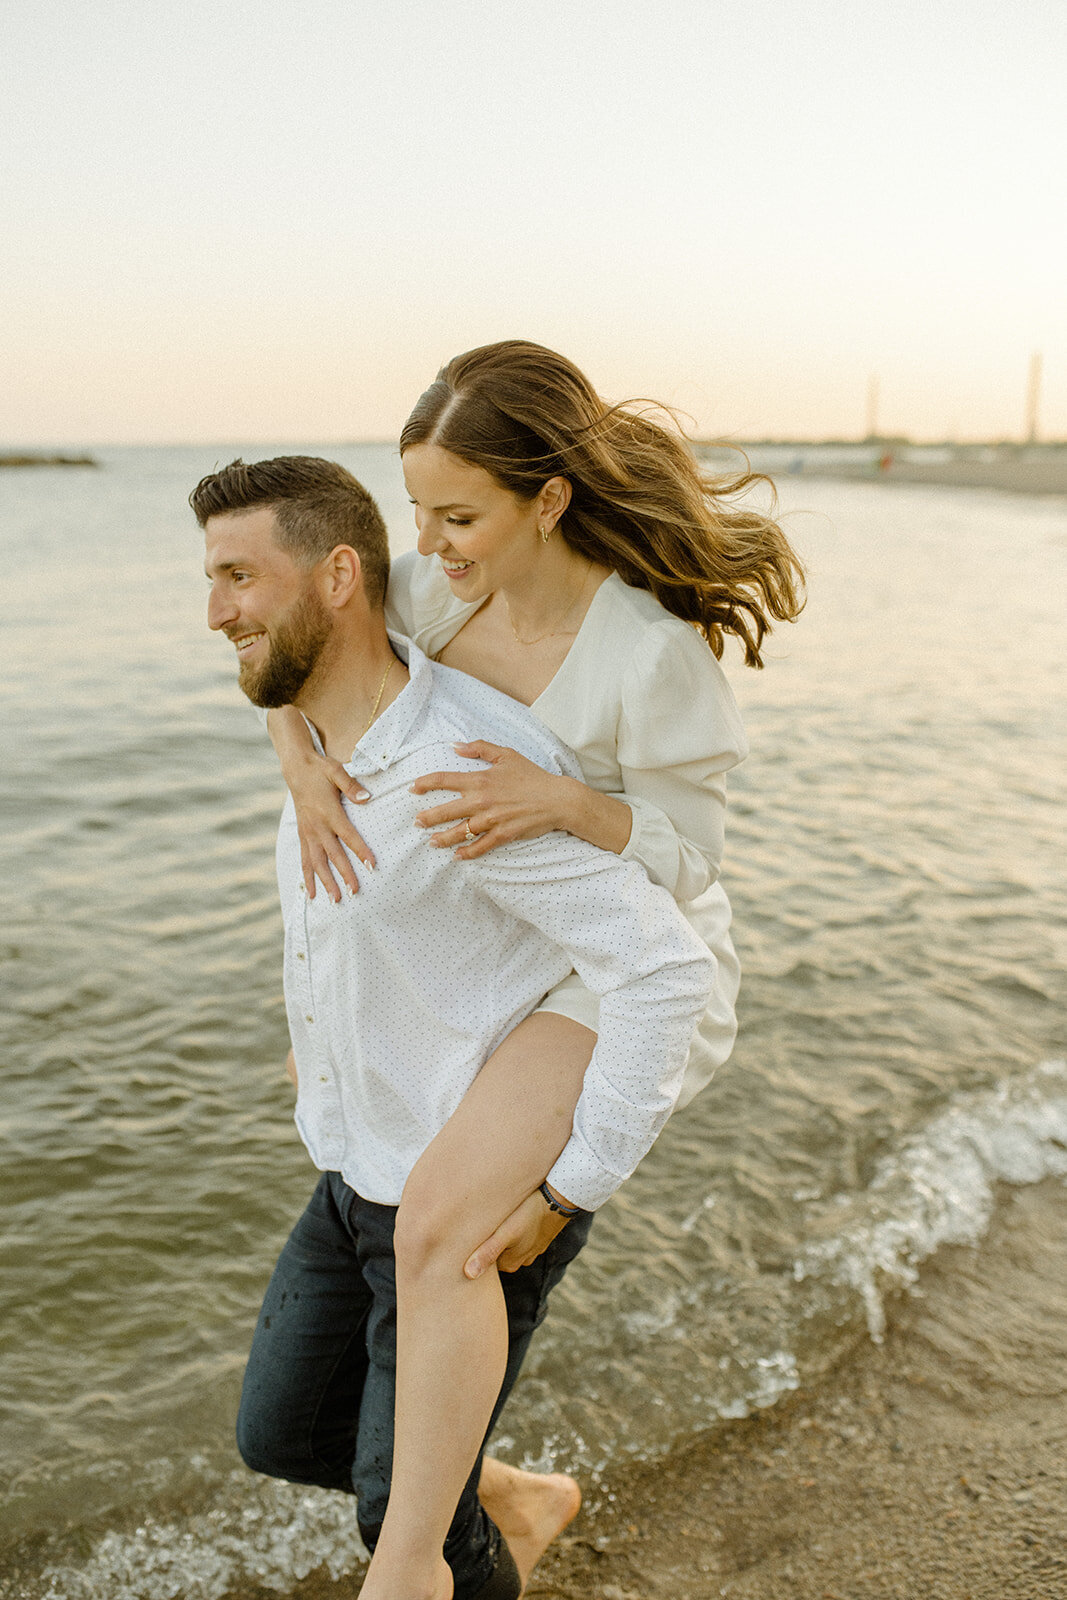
xmin=613 ymin=618 xmax=748 ymax=903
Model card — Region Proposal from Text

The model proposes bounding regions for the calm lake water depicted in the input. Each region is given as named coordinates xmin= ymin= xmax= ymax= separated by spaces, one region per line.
xmin=1 ymin=446 xmax=1065 ymax=1597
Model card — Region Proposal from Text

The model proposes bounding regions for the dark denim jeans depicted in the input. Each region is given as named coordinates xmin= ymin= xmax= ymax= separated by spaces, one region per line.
xmin=236 ymin=1171 xmax=592 ymax=1600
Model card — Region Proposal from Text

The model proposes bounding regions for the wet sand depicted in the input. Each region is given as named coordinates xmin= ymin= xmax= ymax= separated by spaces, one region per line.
xmin=214 ymin=1177 xmax=1067 ymax=1600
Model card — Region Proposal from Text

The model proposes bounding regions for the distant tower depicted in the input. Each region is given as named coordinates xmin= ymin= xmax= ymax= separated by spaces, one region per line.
xmin=866 ymin=374 xmax=880 ymax=440
xmin=1025 ymin=352 xmax=1042 ymax=443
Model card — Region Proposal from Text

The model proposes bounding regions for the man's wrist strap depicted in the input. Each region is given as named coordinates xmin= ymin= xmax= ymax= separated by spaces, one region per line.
xmin=538 ymin=1181 xmax=580 ymax=1216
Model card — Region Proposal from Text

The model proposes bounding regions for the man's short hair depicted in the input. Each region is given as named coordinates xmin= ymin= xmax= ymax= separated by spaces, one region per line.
xmin=190 ymin=456 xmax=390 ymax=607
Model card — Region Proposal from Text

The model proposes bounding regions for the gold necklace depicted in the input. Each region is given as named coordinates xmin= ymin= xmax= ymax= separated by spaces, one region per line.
xmin=357 ymin=656 xmax=396 ymax=742
xmin=504 ymin=564 xmax=592 ymax=647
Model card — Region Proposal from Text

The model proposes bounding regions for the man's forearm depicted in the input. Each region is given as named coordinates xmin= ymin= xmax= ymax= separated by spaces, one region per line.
xmin=475 ymin=845 xmax=713 ymax=1212
xmin=543 ymin=949 xmax=713 ymax=1211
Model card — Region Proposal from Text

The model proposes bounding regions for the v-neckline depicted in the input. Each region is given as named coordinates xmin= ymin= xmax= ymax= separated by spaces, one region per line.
xmin=431 ymin=566 xmax=617 ymax=711
xmin=528 ymin=571 xmax=615 ymax=711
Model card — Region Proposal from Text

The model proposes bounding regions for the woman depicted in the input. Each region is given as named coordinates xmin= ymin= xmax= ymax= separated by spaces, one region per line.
xmin=266 ymin=341 xmax=804 ymax=1600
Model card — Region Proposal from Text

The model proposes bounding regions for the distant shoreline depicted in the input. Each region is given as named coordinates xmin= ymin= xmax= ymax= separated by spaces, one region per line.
xmin=0 ymin=452 xmax=99 ymax=468
xmin=783 ymin=454 xmax=1067 ymax=496
xmin=698 ymin=442 xmax=1067 ymax=496
xmin=4 ymin=444 xmax=1065 ymax=494
xmin=3 ymin=442 xmax=1065 ymax=498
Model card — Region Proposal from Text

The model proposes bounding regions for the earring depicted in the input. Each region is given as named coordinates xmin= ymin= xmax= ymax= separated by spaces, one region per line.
xmin=539 ymin=524 xmax=550 ymax=543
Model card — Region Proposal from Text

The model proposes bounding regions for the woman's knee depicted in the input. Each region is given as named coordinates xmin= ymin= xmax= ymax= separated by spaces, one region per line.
xmin=393 ymin=1159 xmax=472 ymax=1282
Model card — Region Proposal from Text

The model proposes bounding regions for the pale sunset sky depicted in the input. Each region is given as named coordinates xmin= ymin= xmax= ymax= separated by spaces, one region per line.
xmin=3 ymin=0 xmax=1064 ymax=445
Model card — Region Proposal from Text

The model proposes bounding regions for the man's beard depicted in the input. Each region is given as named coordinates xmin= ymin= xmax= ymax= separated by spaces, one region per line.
xmin=239 ymin=587 xmax=332 ymax=708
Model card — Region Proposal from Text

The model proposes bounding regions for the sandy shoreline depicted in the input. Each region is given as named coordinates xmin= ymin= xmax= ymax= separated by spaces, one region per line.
xmin=201 ymin=1177 xmax=1067 ymax=1600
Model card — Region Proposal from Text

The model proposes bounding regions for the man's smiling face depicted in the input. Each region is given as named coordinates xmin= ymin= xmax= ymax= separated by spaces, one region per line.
xmin=204 ymin=506 xmax=331 ymax=707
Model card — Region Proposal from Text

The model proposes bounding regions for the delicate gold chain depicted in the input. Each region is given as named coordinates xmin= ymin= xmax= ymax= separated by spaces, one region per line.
xmin=357 ymin=656 xmax=396 ymax=742
xmin=504 ymin=564 xmax=592 ymax=647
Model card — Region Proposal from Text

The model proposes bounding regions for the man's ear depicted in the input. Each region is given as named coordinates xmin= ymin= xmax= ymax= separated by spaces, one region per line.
xmin=318 ymin=544 xmax=362 ymax=608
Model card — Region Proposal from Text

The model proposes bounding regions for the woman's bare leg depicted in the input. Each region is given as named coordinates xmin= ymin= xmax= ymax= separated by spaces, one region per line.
xmin=358 ymin=1012 xmax=595 ymax=1600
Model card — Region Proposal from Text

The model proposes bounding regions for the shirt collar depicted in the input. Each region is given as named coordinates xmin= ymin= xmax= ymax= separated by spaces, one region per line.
xmin=303 ymin=632 xmax=434 ymax=776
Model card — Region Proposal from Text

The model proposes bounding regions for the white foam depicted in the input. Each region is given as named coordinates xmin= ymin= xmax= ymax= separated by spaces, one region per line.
xmin=794 ymin=1059 xmax=1067 ymax=1339
xmin=715 ymin=1350 xmax=800 ymax=1419
xmin=37 ymin=1476 xmax=368 ymax=1600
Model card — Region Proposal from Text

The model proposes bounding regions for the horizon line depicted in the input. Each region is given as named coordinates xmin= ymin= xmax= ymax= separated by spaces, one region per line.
xmin=4 ymin=434 xmax=1067 ymax=456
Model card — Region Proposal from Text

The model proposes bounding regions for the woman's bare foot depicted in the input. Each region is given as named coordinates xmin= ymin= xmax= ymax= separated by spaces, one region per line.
xmin=478 ymin=1457 xmax=582 ymax=1592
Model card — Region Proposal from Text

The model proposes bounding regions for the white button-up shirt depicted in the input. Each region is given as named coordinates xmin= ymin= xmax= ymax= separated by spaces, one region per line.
xmin=279 ymin=636 xmax=714 ymax=1212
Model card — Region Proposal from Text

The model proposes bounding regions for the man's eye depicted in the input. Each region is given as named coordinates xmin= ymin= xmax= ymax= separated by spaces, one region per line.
xmin=445 ymin=517 xmax=472 ymax=527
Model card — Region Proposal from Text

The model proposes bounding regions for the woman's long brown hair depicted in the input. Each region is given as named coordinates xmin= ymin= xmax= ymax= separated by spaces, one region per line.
xmin=400 ymin=340 xmax=805 ymax=667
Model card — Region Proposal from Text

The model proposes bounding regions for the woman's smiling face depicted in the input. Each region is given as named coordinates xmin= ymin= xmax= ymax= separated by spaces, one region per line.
xmin=402 ymin=442 xmax=553 ymax=600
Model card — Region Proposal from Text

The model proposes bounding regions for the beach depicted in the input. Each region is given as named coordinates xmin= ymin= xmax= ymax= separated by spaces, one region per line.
xmin=5 ymin=4 xmax=1066 ymax=1594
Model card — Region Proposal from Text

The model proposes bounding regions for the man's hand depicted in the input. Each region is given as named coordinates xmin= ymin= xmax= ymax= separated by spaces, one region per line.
xmin=285 ymin=1048 xmax=297 ymax=1089
xmin=464 ymin=1189 xmax=571 ymax=1279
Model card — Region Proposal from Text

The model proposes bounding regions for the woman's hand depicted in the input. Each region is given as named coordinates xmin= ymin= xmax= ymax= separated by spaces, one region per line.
xmin=268 ymin=705 xmax=375 ymax=900
xmin=289 ymin=749 xmax=375 ymax=901
xmin=412 ymin=741 xmax=580 ymax=859
xmin=463 ymin=1189 xmax=571 ymax=1278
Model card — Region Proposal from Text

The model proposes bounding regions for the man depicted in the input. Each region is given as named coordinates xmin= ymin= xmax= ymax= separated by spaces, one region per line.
xmin=193 ymin=456 xmax=713 ymax=1600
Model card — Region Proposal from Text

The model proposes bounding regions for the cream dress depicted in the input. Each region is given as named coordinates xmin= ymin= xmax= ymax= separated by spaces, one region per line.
xmin=385 ymin=550 xmax=748 ymax=1107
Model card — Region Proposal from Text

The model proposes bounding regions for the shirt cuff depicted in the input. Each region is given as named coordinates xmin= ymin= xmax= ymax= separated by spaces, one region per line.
xmin=545 ymin=1142 xmax=618 ymax=1214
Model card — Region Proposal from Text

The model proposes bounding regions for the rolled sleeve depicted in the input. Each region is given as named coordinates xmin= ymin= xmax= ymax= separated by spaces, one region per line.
xmin=470 ymin=835 xmax=714 ymax=1210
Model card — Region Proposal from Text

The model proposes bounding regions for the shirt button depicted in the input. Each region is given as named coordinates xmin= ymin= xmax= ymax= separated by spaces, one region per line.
xmin=305 ymin=1014 xmax=314 ymax=1024
xmin=297 ymin=952 xmax=306 ymax=961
